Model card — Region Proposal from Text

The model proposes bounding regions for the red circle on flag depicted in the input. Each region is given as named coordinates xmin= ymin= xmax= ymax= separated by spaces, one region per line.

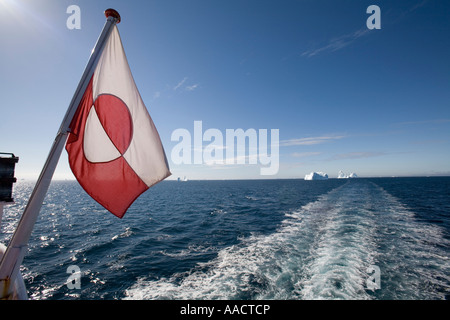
xmin=93 ymin=94 xmax=133 ymax=155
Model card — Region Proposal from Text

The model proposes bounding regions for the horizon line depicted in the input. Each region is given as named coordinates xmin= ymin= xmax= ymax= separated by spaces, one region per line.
xmin=15 ymin=174 xmax=450 ymax=183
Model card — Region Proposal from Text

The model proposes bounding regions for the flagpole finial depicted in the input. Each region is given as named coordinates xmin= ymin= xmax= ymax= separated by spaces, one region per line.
xmin=105 ymin=8 xmax=121 ymax=23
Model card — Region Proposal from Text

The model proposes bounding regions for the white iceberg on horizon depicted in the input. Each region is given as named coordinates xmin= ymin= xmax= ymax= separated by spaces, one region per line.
xmin=305 ymin=172 xmax=329 ymax=180
xmin=338 ymin=170 xmax=358 ymax=179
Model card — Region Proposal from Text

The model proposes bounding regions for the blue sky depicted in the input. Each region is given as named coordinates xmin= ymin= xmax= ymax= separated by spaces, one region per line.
xmin=1 ymin=0 xmax=449 ymax=180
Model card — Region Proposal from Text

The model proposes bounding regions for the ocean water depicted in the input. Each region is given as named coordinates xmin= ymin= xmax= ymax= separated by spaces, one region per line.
xmin=0 ymin=177 xmax=449 ymax=300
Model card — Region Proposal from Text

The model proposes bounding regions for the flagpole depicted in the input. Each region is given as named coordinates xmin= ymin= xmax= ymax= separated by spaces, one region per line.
xmin=0 ymin=9 xmax=121 ymax=299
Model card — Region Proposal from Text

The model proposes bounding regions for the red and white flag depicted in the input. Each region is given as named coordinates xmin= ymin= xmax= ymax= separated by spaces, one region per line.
xmin=66 ymin=25 xmax=171 ymax=218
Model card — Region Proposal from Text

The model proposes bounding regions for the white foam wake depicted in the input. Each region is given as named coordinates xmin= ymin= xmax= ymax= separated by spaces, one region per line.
xmin=124 ymin=181 xmax=450 ymax=300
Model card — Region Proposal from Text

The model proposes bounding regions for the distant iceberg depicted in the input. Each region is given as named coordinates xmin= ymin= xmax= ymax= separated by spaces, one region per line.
xmin=305 ymin=172 xmax=329 ymax=180
xmin=338 ymin=171 xmax=358 ymax=179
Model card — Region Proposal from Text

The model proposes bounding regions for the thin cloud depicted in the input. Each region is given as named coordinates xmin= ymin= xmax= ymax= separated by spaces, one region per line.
xmin=301 ymin=0 xmax=430 ymax=58
xmin=412 ymin=139 xmax=447 ymax=145
xmin=410 ymin=0 xmax=428 ymax=11
xmin=329 ymin=152 xmax=387 ymax=161
xmin=301 ymin=28 xmax=370 ymax=58
xmin=291 ymin=152 xmax=322 ymax=158
xmin=186 ymin=84 xmax=199 ymax=91
xmin=173 ymin=77 xmax=188 ymax=91
xmin=280 ymin=135 xmax=346 ymax=147
xmin=394 ymin=119 xmax=450 ymax=126
xmin=174 ymin=77 xmax=199 ymax=92
xmin=153 ymin=91 xmax=161 ymax=99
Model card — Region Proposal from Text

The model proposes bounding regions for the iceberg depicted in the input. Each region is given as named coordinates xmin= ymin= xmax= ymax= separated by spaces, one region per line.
xmin=338 ymin=171 xmax=358 ymax=179
xmin=304 ymin=172 xmax=328 ymax=180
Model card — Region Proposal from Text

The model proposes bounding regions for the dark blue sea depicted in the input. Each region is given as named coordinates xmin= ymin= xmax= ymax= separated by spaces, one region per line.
xmin=1 ymin=177 xmax=449 ymax=300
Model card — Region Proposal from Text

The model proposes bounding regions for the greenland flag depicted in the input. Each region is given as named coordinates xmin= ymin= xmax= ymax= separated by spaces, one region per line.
xmin=66 ymin=25 xmax=171 ymax=218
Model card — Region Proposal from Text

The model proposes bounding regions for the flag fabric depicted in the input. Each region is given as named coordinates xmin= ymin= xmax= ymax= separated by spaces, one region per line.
xmin=66 ymin=25 xmax=171 ymax=218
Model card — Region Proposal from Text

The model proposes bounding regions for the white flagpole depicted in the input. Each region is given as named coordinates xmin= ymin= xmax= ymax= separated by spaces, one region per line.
xmin=0 ymin=9 xmax=121 ymax=299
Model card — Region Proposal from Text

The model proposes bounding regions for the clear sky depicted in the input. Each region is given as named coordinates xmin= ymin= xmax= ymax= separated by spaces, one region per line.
xmin=1 ymin=0 xmax=449 ymax=180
